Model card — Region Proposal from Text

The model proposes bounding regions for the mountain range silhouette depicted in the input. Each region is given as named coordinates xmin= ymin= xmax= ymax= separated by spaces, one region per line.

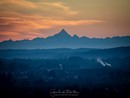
xmin=0 ymin=29 xmax=130 ymax=49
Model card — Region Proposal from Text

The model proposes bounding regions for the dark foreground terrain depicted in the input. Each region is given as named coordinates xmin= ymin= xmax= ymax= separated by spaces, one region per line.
xmin=0 ymin=47 xmax=130 ymax=98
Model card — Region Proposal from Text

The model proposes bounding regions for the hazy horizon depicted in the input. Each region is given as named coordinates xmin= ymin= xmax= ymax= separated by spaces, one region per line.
xmin=1 ymin=29 xmax=130 ymax=42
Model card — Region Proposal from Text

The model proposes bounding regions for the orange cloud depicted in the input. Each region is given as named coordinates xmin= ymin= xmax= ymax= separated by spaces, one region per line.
xmin=0 ymin=0 xmax=104 ymax=41
xmin=0 ymin=16 xmax=104 ymax=31
xmin=0 ymin=0 xmax=77 ymax=19
xmin=0 ymin=15 xmax=104 ymax=41
xmin=42 ymin=2 xmax=78 ymax=15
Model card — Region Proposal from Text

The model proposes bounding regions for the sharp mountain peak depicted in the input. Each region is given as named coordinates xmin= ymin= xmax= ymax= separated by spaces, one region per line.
xmin=53 ymin=29 xmax=71 ymax=37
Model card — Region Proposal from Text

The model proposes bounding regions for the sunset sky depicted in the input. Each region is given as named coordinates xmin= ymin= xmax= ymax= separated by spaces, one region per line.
xmin=0 ymin=0 xmax=130 ymax=41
